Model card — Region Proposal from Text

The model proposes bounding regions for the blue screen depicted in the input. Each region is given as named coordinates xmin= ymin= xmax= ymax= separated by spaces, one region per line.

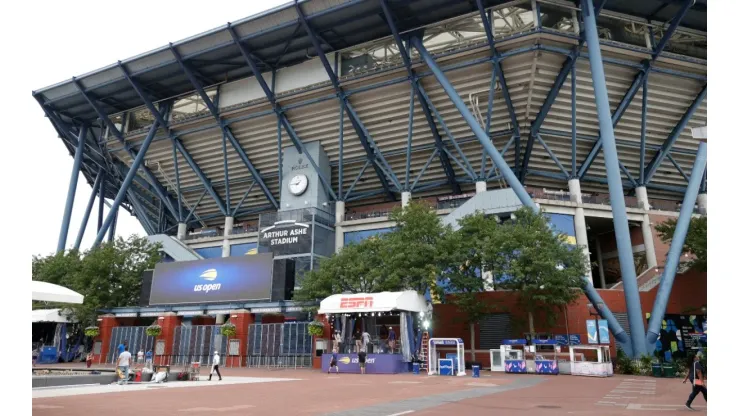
xmin=149 ymin=253 xmax=274 ymax=305
xmin=194 ymin=246 xmax=223 ymax=259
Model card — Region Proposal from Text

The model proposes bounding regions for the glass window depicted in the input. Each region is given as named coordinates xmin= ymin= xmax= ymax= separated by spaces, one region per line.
xmin=230 ymin=243 xmax=258 ymax=256
xmin=194 ymin=246 xmax=223 ymax=259
xmin=343 ymin=228 xmax=393 ymax=246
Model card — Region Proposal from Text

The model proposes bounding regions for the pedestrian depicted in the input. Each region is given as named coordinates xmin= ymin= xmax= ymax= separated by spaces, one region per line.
xmin=333 ymin=330 xmax=343 ymax=353
xmin=354 ymin=328 xmax=362 ymax=353
xmin=388 ymin=327 xmax=396 ymax=353
xmin=362 ymin=330 xmax=371 ymax=352
xmin=145 ymin=349 xmax=153 ymax=369
xmin=117 ymin=340 xmax=127 ymax=357
xmin=683 ymin=353 xmax=707 ymax=410
xmin=358 ymin=348 xmax=367 ymax=375
xmin=116 ymin=346 xmax=132 ymax=385
xmin=209 ymin=351 xmax=222 ymax=381
xmin=328 ymin=347 xmax=339 ymax=374
xmin=137 ymin=349 xmax=144 ymax=366
xmin=86 ymin=352 xmax=93 ymax=368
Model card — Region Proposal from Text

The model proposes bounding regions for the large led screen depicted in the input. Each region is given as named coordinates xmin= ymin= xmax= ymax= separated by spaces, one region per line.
xmin=149 ymin=253 xmax=273 ymax=305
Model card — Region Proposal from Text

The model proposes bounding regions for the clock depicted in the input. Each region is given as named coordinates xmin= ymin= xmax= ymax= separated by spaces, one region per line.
xmin=289 ymin=174 xmax=309 ymax=196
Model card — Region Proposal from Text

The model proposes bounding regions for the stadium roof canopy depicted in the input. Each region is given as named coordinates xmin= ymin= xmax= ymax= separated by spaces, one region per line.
xmin=34 ymin=0 xmax=707 ymax=122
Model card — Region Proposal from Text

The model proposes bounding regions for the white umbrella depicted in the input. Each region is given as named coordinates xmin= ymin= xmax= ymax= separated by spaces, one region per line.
xmin=32 ymin=308 xmax=73 ymax=323
xmin=32 ymin=281 xmax=84 ymax=304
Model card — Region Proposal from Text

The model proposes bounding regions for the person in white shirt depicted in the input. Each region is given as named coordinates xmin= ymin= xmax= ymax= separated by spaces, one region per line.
xmin=208 ymin=351 xmax=222 ymax=381
xmin=361 ymin=331 xmax=371 ymax=352
xmin=117 ymin=346 xmax=132 ymax=385
xmin=137 ymin=349 xmax=144 ymax=365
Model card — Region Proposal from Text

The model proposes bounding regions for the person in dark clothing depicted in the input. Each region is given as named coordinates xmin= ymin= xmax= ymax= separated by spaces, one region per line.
xmin=328 ymin=348 xmax=339 ymax=374
xmin=358 ymin=348 xmax=367 ymax=374
xmin=683 ymin=353 xmax=707 ymax=410
xmin=354 ymin=329 xmax=362 ymax=353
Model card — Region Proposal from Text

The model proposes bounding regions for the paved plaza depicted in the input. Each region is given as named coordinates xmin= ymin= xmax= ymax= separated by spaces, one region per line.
xmin=32 ymin=366 xmax=706 ymax=415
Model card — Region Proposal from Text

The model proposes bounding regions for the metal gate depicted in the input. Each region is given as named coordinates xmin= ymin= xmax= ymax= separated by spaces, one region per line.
xmin=172 ymin=325 xmax=227 ymax=367
xmin=247 ymin=322 xmax=312 ymax=368
xmin=107 ymin=326 xmax=155 ymax=364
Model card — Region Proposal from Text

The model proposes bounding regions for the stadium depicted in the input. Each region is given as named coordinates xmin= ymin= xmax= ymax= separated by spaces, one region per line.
xmin=33 ymin=0 xmax=707 ymax=371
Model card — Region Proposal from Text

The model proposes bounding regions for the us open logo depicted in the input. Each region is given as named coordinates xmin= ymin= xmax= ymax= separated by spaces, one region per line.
xmin=194 ymin=269 xmax=222 ymax=293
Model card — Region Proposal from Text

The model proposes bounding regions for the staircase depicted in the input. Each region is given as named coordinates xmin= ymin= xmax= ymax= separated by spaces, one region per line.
xmin=609 ymin=267 xmax=663 ymax=292
xmin=147 ymin=234 xmax=203 ymax=262
xmin=442 ymin=188 xmax=523 ymax=230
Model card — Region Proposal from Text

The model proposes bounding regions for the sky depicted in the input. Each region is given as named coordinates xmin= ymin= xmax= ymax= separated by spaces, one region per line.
xmin=2 ymin=0 xmax=286 ymax=258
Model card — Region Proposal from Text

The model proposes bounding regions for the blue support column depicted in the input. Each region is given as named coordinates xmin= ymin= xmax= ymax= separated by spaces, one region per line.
xmin=107 ymin=209 xmax=117 ymax=243
xmin=640 ymin=75 xmax=648 ymax=185
xmin=644 ymin=85 xmax=707 ymax=183
xmin=173 ymin=141 xmax=182 ymax=222
xmin=339 ymin=100 xmax=345 ymax=199
xmin=571 ymin=64 xmax=577 ymax=177
xmin=57 ymin=125 xmax=88 ymax=253
xmin=97 ymin=173 xmax=106 ymax=232
xmin=222 ymin=133 xmax=231 ymax=216
xmin=73 ymin=173 xmax=102 ymax=250
xmin=646 ymin=141 xmax=706 ymax=347
xmin=94 ymin=120 xmax=161 ymax=246
xmin=581 ymin=0 xmax=647 ymax=357
xmin=405 ymin=88 xmax=414 ymax=190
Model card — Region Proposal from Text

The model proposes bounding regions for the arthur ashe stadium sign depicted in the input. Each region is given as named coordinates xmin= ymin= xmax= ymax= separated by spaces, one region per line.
xmin=258 ymin=219 xmax=312 ymax=255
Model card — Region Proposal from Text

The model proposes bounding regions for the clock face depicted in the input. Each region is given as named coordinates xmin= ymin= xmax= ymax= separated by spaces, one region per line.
xmin=289 ymin=174 xmax=309 ymax=196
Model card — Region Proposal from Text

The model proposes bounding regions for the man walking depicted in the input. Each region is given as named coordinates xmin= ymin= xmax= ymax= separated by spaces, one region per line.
xmin=209 ymin=351 xmax=222 ymax=381
xmin=116 ymin=346 xmax=132 ymax=385
xmin=358 ymin=348 xmax=367 ymax=375
xmin=328 ymin=347 xmax=339 ymax=374
xmin=683 ymin=353 xmax=707 ymax=410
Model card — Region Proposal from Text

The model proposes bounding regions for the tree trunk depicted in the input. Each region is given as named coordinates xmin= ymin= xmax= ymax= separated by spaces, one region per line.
xmin=469 ymin=322 xmax=476 ymax=361
xmin=528 ymin=311 xmax=535 ymax=336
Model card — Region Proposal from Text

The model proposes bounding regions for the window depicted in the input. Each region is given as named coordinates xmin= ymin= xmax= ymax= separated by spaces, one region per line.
xmin=343 ymin=228 xmax=393 ymax=246
xmin=194 ymin=246 xmax=223 ymax=259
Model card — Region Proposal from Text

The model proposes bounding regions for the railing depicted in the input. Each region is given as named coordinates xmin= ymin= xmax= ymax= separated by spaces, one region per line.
xmin=344 ymin=209 xmax=395 ymax=221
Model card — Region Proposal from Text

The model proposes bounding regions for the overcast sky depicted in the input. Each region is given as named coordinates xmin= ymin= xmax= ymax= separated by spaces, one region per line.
xmin=4 ymin=0 xmax=285 ymax=257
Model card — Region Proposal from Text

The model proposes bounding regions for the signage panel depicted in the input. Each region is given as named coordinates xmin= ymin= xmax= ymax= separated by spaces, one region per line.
xmin=149 ymin=254 xmax=273 ymax=305
xmin=586 ymin=319 xmax=609 ymax=344
xmin=259 ymin=220 xmax=312 ymax=256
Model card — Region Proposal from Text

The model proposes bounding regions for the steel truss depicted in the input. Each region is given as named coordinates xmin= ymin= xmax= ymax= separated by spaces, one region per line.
xmin=40 ymin=2 xmax=705 ymax=328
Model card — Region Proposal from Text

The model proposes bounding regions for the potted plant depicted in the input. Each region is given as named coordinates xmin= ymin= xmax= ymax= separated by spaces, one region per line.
xmin=146 ymin=324 xmax=162 ymax=337
xmin=220 ymin=323 xmax=237 ymax=338
xmin=84 ymin=326 xmax=100 ymax=338
xmin=308 ymin=320 xmax=325 ymax=337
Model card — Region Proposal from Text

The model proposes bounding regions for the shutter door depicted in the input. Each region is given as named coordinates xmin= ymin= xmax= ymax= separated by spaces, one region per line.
xmin=479 ymin=313 xmax=512 ymax=349
xmin=614 ymin=313 xmax=631 ymax=351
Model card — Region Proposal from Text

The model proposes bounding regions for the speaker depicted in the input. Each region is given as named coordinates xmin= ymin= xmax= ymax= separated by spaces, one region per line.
xmin=271 ymin=259 xmax=296 ymax=301
xmin=139 ymin=269 xmax=154 ymax=306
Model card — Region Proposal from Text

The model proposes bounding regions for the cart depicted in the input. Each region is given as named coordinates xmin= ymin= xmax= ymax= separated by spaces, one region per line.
xmin=188 ymin=361 xmax=201 ymax=381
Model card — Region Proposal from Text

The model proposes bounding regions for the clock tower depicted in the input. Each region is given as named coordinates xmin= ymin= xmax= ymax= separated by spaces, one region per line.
xmin=279 ymin=142 xmax=332 ymax=212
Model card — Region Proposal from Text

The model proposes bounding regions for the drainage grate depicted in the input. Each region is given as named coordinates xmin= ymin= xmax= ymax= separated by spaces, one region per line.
xmin=537 ymin=405 xmax=562 ymax=409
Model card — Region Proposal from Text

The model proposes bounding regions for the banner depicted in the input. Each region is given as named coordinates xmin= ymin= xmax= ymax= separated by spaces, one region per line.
xmin=149 ymin=254 xmax=273 ymax=305
xmin=259 ymin=219 xmax=313 ymax=256
xmin=648 ymin=313 xmax=707 ymax=362
xmin=586 ymin=319 xmax=609 ymax=344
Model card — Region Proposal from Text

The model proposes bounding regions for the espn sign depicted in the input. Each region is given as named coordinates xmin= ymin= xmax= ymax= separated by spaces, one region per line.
xmin=339 ymin=296 xmax=374 ymax=309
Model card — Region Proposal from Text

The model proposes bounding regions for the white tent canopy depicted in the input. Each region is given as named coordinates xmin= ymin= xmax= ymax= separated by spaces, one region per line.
xmin=32 ymin=281 xmax=84 ymax=304
xmin=318 ymin=290 xmax=428 ymax=314
xmin=32 ymin=309 xmax=73 ymax=323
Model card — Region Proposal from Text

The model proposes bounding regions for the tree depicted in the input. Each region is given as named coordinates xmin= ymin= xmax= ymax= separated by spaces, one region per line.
xmin=437 ymin=213 xmax=503 ymax=360
xmin=32 ymin=235 xmax=161 ymax=327
xmin=385 ymin=201 xmax=450 ymax=294
xmin=294 ymin=236 xmax=400 ymax=308
xmin=655 ymin=216 xmax=707 ymax=272
xmin=493 ymin=208 xmax=589 ymax=336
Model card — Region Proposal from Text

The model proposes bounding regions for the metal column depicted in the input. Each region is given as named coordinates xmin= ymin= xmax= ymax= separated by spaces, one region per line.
xmin=646 ymin=141 xmax=707 ymax=347
xmin=582 ymin=0 xmax=647 ymax=357
xmin=93 ymin=120 xmax=161 ymax=246
xmin=57 ymin=125 xmax=88 ymax=253
xmin=73 ymin=173 xmax=103 ymax=250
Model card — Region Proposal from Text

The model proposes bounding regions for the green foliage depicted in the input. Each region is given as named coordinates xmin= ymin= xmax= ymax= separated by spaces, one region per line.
xmin=84 ymin=326 xmax=100 ymax=338
xmin=308 ymin=321 xmax=325 ymax=337
xmin=32 ymin=235 xmax=161 ymax=327
xmin=615 ymin=349 xmax=635 ymax=375
xmin=492 ymin=208 xmax=589 ymax=334
xmin=145 ymin=324 xmax=162 ymax=337
xmin=654 ymin=216 xmax=707 ymax=272
xmin=220 ymin=323 xmax=237 ymax=338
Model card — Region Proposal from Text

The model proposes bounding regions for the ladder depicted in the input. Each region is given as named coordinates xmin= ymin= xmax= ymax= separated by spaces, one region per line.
xmin=420 ymin=331 xmax=430 ymax=371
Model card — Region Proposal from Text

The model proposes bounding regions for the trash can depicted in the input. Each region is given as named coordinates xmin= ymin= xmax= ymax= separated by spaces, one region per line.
xmin=662 ymin=364 xmax=675 ymax=378
xmin=651 ymin=363 xmax=662 ymax=377
xmin=472 ymin=365 xmax=480 ymax=378
xmin=412 ymin=362 xmax=420 ymax=375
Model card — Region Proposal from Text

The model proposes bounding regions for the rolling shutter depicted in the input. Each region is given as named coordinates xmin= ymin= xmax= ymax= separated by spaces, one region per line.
xmin=479 ymin=313 xmax=512 ymax=349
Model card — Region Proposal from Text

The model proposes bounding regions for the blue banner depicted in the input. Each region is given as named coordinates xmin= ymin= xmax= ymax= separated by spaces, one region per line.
xmin=149 ymin=253 xmax=274 ymax=305
xmin=586 ymin=319 xmax=609 ymax=344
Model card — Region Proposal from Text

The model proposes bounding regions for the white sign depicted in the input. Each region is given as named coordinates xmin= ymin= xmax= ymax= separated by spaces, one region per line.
xmin=115 ymin=312 xmax=138 ymax=318
xmin=177 ymin=311 xmax=204 ymax=316
xmin=206 ymin=309 xmax=232 ymax=315
xmin=140 ymin=312 xmax=162 ymax=317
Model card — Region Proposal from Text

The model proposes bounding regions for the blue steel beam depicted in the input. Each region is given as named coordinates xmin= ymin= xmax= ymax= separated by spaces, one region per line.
xmin=644 ymin=84 xmax=707 ymax=183
xmin=582 ymin=0 xmax=646 ymax=357
xmin=646 ymin=141 xmax=706 ymax=348
xmin=223 ymin=25 xmax=338 ymax=202
xmin=405 ymin=89 xmax=413 ymax=190
xmin=107 ymin=210 xmax=117 ymax=243
xmin=640 ymin=74 xmax=648 ymax=185
xmin=529 ymin=170 xmax=688 ymax=194
xmin=339 ymin=101 xmax=345 ymax=199
xmin=344 ymin=160 xmax=370 ymax=201
xmin=94 ymin=119 xmax=161 ymax=246
xmin=57 ymin=125 xmax=88 ymax=253
xmin=73 ymin=173 xmax=103 ymax=250
xmin=232 ymin=181 xmax=256 ymax=217
xmin=127 ymin=189 xmax=157 ymax=236
xmin=571 ymin=65 xmax=577 ymax=177
xmin=535 ymin=134 xmax=569 ymax=178
xmin=294 ymin=2 xmax=401 ymax=199
xmin=666 ymin=154 xmax=691 ymax=183
xmin=184 ymin=190 xmax=208 ymax=224
xmin=97 ymin=172 xmax=106 ymax=232
xmin=411 ymin=149 xmax=439 ymax=191
xmin=70 ymin=80 xmax=181 ymax=219
xmin=173 ymin=141 xmax=182 ymax=222
xmin=414 ymin=32 xmax=632 ymax=351
xmin=579 ymin=0 xmax=695 ymax=178
xmin=475 ymin=0 xmax=522 ymax=172
xmin=222 ymin=132 xmax=231 ymax=215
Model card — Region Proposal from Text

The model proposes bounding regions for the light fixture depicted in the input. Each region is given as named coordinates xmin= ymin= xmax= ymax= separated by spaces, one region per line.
xmin=422 ymin=319 xmax=430 ymax=330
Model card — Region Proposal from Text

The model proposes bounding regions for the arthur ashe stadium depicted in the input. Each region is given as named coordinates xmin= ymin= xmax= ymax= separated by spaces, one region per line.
xmin=33 ymin=0 xmax=706 ymax=366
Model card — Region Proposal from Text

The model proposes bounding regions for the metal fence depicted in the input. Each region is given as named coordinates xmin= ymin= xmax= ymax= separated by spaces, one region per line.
xmin=246 ymin=322 xmax=312 ymax=369
xmin=107 ymin=326 xmax=155 ymax=364
xmin=172 ymin=325 xmax=228 ymax=367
